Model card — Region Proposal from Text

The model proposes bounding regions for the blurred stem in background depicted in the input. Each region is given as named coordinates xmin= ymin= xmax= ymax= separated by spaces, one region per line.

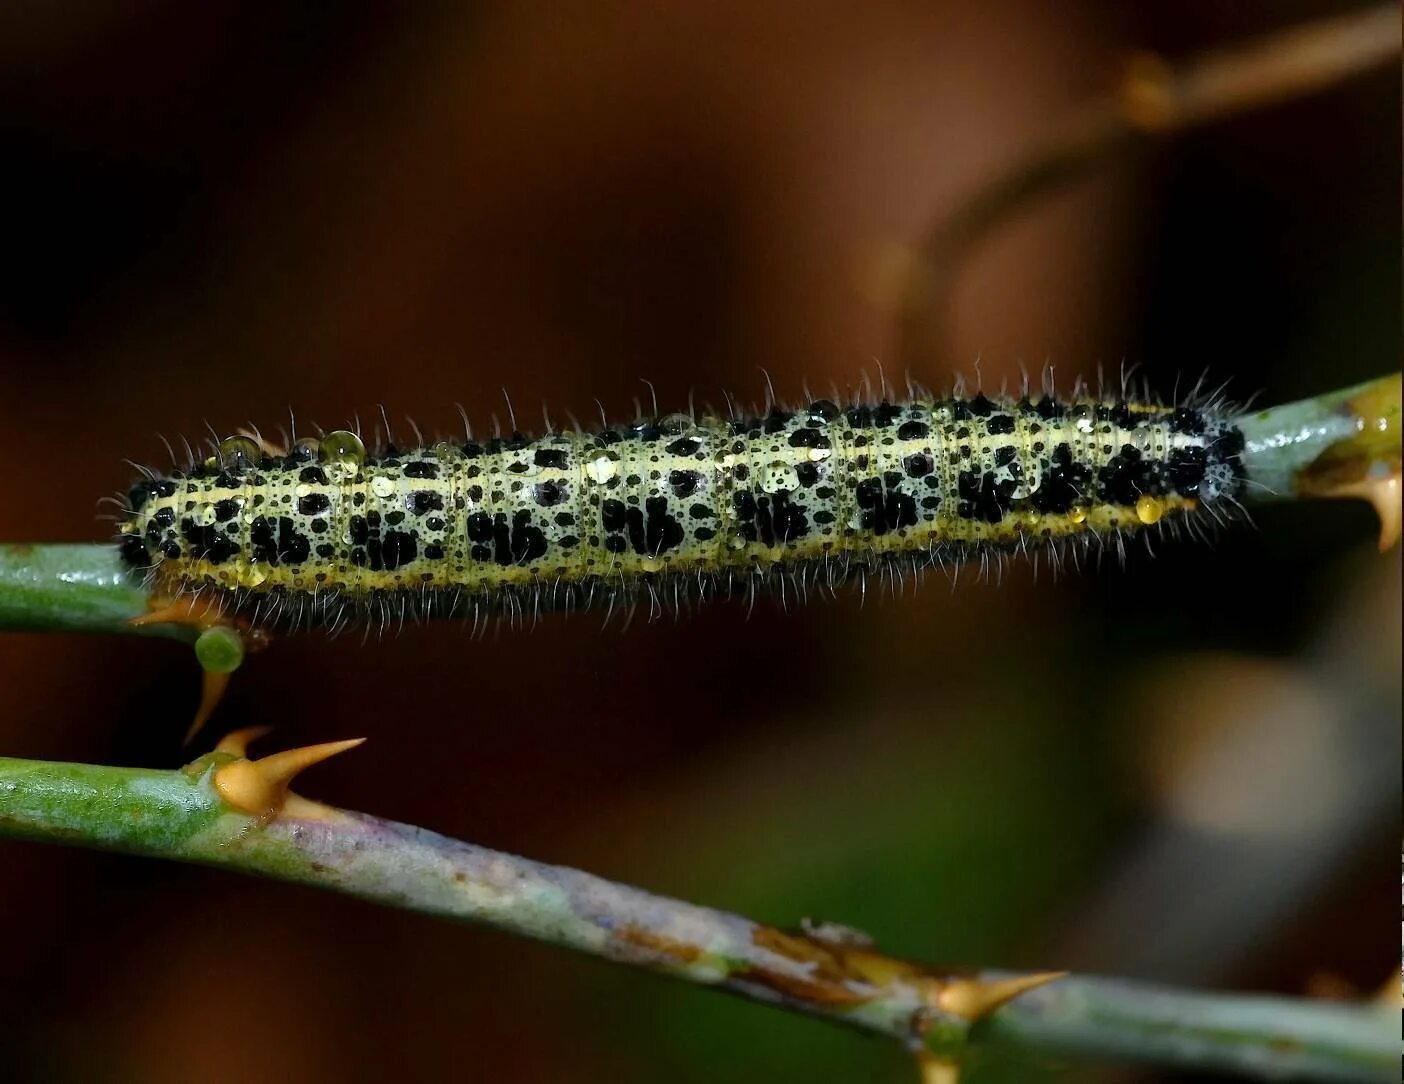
xmin=894 ymin=3 xmax=1400 ymax=369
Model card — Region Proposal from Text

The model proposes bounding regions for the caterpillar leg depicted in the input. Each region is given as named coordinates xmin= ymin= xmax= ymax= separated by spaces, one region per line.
xmin=129 ymin=595 xmax=268 ymax=744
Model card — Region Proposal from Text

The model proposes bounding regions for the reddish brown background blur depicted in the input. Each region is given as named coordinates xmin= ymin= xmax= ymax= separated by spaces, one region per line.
xmin=0 ymin=3 xmax=1398 ymax=1082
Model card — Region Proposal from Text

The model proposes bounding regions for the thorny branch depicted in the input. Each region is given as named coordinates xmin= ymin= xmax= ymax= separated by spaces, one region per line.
xmin=0 ymin=6 xmax=1397 ymax=1074
xmin=0 ymin=375 xmax=1397 ymax=1078
xmin=893 ymin=3 xmax=1400 ymax=369
xmin=0 ymin=746 xmax=1394 ymax=1081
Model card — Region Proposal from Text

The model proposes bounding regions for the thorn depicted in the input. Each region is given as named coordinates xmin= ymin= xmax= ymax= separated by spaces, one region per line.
xmin=1293 ymin=373 xmax=1401 ymax=549
xmin=214 ymin=725 xmax=273 ymax=758
xmin=915 ymin=1054 xmax=961 ymax=1084
xmin=129 ymin=594 xmax=226 ymax=631
xmin=214 ymin=738 xmax=365 ymax=819
xmin=131 ymin=601 xmax=264 ymax=744
xmin=936 ymin=972 xmax=1067 ymax=1022
xmin=184 ymin=669 xmax=231 ymax=745
xmin=1298 ymin=472 xmax=1402 ymax=552
xmin=1346 ymin=475 xmax=1400 ymax=552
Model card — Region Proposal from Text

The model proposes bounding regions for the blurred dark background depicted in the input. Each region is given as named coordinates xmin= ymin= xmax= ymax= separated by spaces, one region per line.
xmin=0 ymin=3 xmax=1398 ymax=1081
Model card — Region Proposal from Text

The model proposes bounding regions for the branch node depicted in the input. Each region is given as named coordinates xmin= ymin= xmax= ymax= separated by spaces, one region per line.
xmin=1290 ymin=372 xmax=1402 ymax=550
xmin=213 ymin=737 xmax=364 ymax=819
xmin=934 ymin=971 xmax=1067 ymax=1022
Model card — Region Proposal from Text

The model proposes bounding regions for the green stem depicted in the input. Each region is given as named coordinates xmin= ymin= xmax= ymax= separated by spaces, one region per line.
xmin=0 ymin=542 xmax=189 ymax=640
xmin=0 ymin=754 xmax=1393 ymax=1080
xmin=1235 ymin=373 xmax=1400 ymax=501
xmin=976 ymin=972 xmax=1395 ymax=1082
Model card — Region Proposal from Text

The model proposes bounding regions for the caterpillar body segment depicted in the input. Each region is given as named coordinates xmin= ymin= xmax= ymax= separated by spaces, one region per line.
xmin=117 ymin=392 xmax=1247 ymax=629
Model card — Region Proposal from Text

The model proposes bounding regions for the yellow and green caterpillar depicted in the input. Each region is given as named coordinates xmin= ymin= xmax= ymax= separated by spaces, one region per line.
xmin=117 ymin=389 xmax=1247 ymax=628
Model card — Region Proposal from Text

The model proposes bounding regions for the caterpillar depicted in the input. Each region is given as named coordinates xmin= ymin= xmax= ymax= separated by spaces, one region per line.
xmin=116 ymin=381 xmax=1248 ymax=631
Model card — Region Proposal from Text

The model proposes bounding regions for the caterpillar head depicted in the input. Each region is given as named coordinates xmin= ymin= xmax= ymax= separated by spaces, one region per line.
xmin=1201 ymin=422 xmax=1247 ymax=503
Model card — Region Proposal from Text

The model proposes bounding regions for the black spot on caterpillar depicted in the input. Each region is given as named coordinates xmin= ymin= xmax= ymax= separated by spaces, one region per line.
xmin=115 ymin=385 xmax=1248 ymax=631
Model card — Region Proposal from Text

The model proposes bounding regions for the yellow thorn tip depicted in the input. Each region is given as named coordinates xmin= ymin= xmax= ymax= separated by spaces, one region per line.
xmin=1361 ymin=475 xmax=1401 ymax=552
xmin=214 ymin=725 xmax=274 ymax=758
xmin=183 ymin=669 xmax=232 ymax=746
xmin=214 ymin=738 xmax=365 ymax=818
xmin=936 ymin=971 xmax=1067 ymax=1022
xmin=1310 ymin=475 xmax=1402 ymax=552
xmin=257 ymin=738 xmax=366 ymax=783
